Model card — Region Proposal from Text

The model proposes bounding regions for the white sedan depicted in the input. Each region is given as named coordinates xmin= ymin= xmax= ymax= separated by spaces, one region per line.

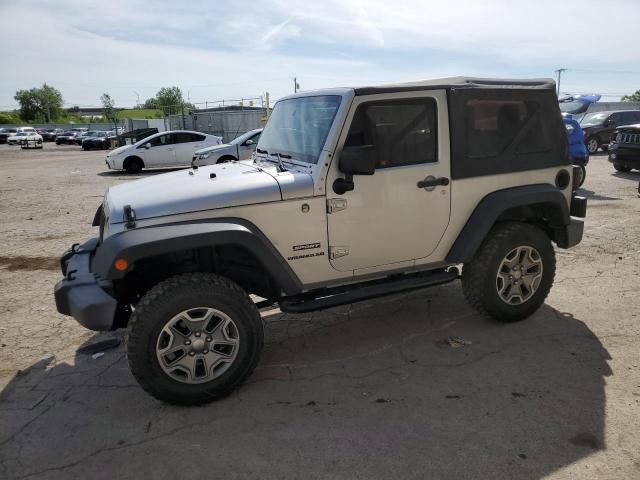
xmin=7 ymin=131 xmax=43 ymax=147
xmin=105 ymin=130 xmax=222 ymax=173
xmin=192 ymin=128 xmax=262 ymax=166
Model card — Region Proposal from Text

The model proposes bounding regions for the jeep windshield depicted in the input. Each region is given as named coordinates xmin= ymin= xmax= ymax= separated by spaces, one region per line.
xmin=257 ymin=95 xmax=341 ymax=164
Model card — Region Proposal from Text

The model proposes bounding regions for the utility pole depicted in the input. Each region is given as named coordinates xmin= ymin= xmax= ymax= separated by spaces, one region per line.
xmin=555 ymin=68 xmax=566 ymax=97
xmin=294 ymin=77 xmax=299 ymax=93
xmin=133 ymin=91 xmax=140 ymax=107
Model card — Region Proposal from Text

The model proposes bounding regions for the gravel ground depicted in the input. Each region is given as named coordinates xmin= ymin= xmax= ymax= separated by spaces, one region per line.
xmin=0 ymin=143 xmax=639 ymax=479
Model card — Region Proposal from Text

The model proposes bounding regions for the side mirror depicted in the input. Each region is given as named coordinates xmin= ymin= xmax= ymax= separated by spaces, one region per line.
xmin=144 ymin=143 xmax=151 ymax=149
xmin=339 ymin=145 xmax=376 ymax=175
xmin=244 ymin=139 xmax=254 ymax=146
xmin=333 ymin=145 xmax=376 ymax=194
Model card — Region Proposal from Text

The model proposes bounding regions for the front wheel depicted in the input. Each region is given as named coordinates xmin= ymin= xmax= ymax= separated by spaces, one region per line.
xmin=462 ymin=222 xmax=556 ymax=323
xmin=586 ymin=136 xmax=599 ymax=155
xmin=126 ymin=273 xmax=264 ymax=405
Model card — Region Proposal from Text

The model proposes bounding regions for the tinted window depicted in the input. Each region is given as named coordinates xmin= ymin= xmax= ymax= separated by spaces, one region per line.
xmin=620 ymin=112 xmax=640 ymax=125
xmin=464 ymin=100 xmax=551 ymax=158
xmin=172 ymin=132 xmax=205 ymax=143
xmin=346 ymin=98 xmax=437 ymax=168
xmin=148 ymin=134 xmax=172 ymax=146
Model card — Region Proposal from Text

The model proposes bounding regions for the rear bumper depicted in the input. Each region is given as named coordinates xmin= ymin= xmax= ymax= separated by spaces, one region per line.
xmin=556 ymin=194 xmax=586 ymax=249
xmin=54 ymin=238 xmax=118 ymax=331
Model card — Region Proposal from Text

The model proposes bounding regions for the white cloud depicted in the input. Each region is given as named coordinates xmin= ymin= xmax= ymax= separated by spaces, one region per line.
xmin=0 ymin=0 xmax=638 ymax=107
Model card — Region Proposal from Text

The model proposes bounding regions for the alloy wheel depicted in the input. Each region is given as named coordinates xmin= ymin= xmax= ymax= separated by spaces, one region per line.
xmin=496 ymin=246 xmax=543 ymax=305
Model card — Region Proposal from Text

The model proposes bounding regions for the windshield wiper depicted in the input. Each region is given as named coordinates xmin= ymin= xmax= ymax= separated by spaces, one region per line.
xmin=269 ymin=152 xmax=291 ymax=172
xmin=256 ymin=148 xmax=268 ymax=155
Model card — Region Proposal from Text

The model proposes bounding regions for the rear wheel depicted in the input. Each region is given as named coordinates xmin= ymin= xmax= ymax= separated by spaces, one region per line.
xmin=586 ymin=137 xmax=599 ymax=155
xmin=216 ymin=155 xmax=237 ymax=164
xmin=462 ymin=222 xmax=555 ymax=323
xmin=613 ymin=163 xmax=632 ymax=173
xmin=124 ymin=157 xmax=144 ymax=173
xmin=126 ymin=273 xmax=264 ymax=405
xmin=575 ymin=164 xmax=586 ymax=187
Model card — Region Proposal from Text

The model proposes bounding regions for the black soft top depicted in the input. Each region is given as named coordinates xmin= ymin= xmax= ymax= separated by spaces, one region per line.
xmin=354 ymin=77 xmax=556 ymax=96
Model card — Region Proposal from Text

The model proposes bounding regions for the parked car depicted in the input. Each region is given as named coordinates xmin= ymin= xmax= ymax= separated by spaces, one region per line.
xmin=42 ymin=128 xmax=64 ymax=141
xmin=74 ymin=130 xmax=104 ymax=145
xmin=7 ymin=130 xmax=43 ymax=146
xmin=55 ymin=77 xmax=586 ymax=405
xmin=56 ymin=131 xmax=81 ymax=145
xmin=82 ymin=131 xmax=116 ymax=150
xmin=580 ymin=110 xmax=640 ymax=154
xmin=608 ymin=123 xmax=640 ymax=173
xmin=0 ymin=127 xmax=18 ymax=144
xmin=192 ymin=128 xmax=262 ymax=166
xmin=563 ymin=116 xmax=588 ymax=187
xmin=105 ymin=130 xmax=223 ymax=173
xmin=70 ymin=127 xmax=89 ymax=133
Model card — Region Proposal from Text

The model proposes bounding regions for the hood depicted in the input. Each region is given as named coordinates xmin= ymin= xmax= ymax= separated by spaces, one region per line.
xmin=106 ymin=162 xmax=288 ymax=223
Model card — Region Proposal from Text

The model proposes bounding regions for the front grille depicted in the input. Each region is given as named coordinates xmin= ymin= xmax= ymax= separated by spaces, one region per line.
xmin=617 ymin=132 xmax=640 ymax=145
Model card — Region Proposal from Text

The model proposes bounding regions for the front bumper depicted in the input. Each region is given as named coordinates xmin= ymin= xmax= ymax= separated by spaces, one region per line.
xmin=54 ymin=238 xmax=118 ymax=331
xmin=608 ymin=143 xmax=640 ymax=168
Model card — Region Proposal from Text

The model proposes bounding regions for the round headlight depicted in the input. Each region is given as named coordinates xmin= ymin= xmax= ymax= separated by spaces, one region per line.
xmin=565 ymin=124 xmax=574 ymax=134
xmin=616 ymin=133 xmax=622 ymax=143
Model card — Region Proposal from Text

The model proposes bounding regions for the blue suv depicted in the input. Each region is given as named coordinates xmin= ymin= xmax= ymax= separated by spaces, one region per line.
xmin=563 ymin=115 xmax=588 ymax=187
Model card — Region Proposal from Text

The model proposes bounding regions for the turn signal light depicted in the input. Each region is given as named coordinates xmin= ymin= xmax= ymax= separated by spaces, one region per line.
xmin=114 ymin=258 xmax=129 ymax=271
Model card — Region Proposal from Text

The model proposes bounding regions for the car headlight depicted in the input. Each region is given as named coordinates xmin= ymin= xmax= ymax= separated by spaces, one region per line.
xmin=199 ymin=152 xmax=212 ymax=160
xmin=565 ymin=124 xmax=574 ymax=134
xmin=616 ymin=133 xmax=622 ymax=143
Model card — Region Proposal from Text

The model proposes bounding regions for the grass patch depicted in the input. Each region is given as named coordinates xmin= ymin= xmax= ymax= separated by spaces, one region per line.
xmin=117 ymin=109 xmax=163 ymax=120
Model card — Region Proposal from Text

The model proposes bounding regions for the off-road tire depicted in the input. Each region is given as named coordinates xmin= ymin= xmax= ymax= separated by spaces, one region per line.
xmin=462 ymin=222 xmax=555 ymax=323
xmin=613 ymin=163 xmax=631 ymax=173
xmin=124 ymin=156 xmax=143 ymax=174
xmin=217 ymin=155 xmax=237 ymax=163
xmin=126 ymin=273 xmax=264 ymax=405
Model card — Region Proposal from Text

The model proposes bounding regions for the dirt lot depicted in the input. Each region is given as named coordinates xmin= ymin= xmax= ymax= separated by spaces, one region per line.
xmin=0 ymin=143 xmax=639 ymax=479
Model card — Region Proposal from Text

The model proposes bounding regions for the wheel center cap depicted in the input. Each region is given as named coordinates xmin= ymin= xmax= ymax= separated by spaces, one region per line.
xmin=192 ymin=339 xmax=206 ymax=352
xmin=513 ymin=270 xmax=523 ymax=280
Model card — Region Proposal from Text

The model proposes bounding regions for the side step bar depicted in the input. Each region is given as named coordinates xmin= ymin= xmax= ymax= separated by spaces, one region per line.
xmin=280 ymin=268 xmax=459 ymax=314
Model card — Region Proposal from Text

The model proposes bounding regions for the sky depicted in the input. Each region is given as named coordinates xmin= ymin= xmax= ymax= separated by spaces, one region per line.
xmin=1 ymin=0 xmax=639 ymax=110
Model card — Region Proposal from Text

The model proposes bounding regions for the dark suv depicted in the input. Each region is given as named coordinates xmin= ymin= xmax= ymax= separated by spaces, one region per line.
xmin=581 ymin=110 xmax=640 ymax=154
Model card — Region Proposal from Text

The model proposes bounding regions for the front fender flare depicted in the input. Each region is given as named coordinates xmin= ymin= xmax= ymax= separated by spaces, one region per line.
xmin=92 ymin=219 xmax=303 ymax=295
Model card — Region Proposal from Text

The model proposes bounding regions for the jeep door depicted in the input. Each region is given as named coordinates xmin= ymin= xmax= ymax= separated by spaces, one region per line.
xmin=326 ymin=91 xmax=451 ymax=272
xmin=142 ymin=133 xmax=176 ymax=166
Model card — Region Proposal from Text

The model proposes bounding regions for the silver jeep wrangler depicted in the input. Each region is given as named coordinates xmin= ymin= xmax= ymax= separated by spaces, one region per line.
xmin=55 ymin=77 xmax=587 ymax=405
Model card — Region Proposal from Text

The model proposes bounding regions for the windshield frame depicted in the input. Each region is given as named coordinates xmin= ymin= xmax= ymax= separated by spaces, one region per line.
xmin=580 ymin=112 xmax=608 ymax=127
xmin=256 ymin=94 xmax=343 ymax=166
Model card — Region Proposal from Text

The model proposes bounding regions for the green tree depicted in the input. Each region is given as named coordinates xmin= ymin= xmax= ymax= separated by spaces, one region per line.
xmin=14 ymin=83 xmax=63 ymax=122
xmin=621 ymin=89 xmax=640 ymax=102
xmin=101 ymin=93 xmax=116 ymax=121
xmin=155 ymin=86 xmax=189 ymax=115
xmin=142 ymin=97 xmax=157 ymax=109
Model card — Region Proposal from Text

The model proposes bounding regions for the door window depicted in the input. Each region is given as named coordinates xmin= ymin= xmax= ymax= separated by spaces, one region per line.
xmin=620 ymin=112 xmax=640 ymax=125
xmin=346 ymin=99 xmax=437 ymax=168
xmin=148 ymin=134 xmax=172 ymax=147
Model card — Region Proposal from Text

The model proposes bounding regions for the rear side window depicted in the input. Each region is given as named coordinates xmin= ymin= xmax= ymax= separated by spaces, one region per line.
xmin=172 ymin=132 xmax=205 ymax=143
xmin=620 ymin=111 xmax=640 ymax=125
xmin=465 ymin=100 xmax=551 ymax=158
xmin=449 ymin=88 xmax=567 ymax=179
xmin=346 ymin=98 xmax=437 ymax=168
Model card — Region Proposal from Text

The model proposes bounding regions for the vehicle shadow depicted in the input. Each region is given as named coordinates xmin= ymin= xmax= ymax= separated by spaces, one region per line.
xmin=96 ymin=168 xmax=185 ymax=178
xmin=577 ymin=186 xmax=621 ymax=201
xmin=612 ymin=171 xmax=640 ymax=181
xmin=0 ymin=285 xmax=610 ymax=479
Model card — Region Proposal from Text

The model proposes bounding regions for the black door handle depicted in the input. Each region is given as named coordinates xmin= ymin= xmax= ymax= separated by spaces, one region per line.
xmin=417 ymin=176 xmax=450 ymax=188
